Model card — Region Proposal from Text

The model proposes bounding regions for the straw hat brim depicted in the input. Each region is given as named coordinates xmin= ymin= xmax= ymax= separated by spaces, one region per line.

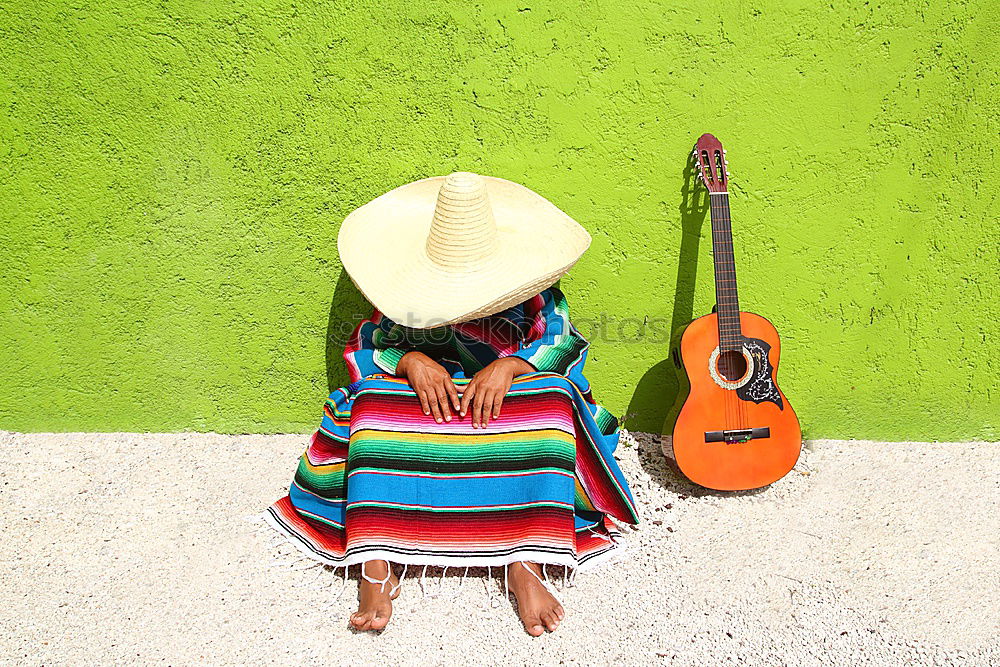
xmin=338 ymin=175 xmax=591 ymax=329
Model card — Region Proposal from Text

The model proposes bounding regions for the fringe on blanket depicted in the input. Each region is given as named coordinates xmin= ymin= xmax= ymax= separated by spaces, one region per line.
xmin=244 ymin=512 xmax=629 ymax=606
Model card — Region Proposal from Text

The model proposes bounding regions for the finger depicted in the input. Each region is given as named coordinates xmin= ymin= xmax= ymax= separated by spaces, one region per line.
xmin=444 ymin=379 xmax=461 ymax=412
xmin=474 ymin=390 xmax=489 ymax=428
xmin=416 ymin=387 xmax=431 ymax=416
xmin=460 ymin=383 xmax=476 ymax=417
xmin=434 ymin=385 xmax=451 ymax=422
xmin=429 ymin=394 xmax=444 ymax=423
xmin=470 ymin=388 xmax=482 ymax=428
xmin=492 ymin=391 xmax=504 ymax=419
xmin=482 ymin=391 xmax=495 ymax=428
xmin=482 ymin=390 xmax=495 ymax=427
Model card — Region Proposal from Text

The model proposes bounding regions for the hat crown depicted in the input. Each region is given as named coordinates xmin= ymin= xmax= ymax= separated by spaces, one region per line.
xmin=425 ymin=172 xmax=500 ymax=269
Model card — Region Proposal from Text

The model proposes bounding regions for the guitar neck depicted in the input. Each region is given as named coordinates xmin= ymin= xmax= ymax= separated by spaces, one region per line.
xmin=709 ymin=191 xmax=742 ymax=350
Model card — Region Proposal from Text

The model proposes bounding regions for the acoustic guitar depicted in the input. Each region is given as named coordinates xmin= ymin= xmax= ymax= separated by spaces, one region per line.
xmin=669 ymin=133 xmax=801 ymax=490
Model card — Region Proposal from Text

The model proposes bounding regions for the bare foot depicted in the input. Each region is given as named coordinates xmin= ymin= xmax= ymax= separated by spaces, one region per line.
xmin=506 ymin=561 xmax=565 ymax=636
xmin=349 ymin=560 xmax=399 ymax=631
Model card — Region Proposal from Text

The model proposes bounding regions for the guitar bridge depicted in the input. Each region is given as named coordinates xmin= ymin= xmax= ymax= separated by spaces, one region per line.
xmin=704 ymin=427 xmax=771 ymax=444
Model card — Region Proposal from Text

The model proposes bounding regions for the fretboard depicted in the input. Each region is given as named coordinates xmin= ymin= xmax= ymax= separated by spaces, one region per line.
xmin=709 ymin=191 xmax=742 ymax=349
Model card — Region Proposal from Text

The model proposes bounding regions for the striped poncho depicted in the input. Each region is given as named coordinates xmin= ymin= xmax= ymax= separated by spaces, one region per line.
xmin=266 ymin=286 xmax=639 ymax=572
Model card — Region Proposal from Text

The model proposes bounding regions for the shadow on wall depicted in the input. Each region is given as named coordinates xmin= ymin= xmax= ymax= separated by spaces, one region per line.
xmin=324 ymin=269 xmax=370 ymax=393
xmin=623 ymin=151 xmax=709 ymax=437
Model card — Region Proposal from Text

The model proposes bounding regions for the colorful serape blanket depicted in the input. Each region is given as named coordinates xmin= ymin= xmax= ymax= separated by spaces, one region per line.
xmin=266 ymin=287 xmax=639 ymax=572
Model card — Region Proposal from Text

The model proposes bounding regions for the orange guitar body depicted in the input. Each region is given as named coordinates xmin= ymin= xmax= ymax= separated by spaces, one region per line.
xmin=672 ymin=311 xmax=800 ymax=491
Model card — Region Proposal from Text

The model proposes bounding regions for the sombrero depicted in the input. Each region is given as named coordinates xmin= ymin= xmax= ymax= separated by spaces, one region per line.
xmin=337 ymin=171 xmax=591 ymax=329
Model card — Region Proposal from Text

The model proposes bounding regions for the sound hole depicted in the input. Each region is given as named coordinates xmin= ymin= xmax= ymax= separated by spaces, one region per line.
xmin=717 ymin=350 xmax=747 ymax=382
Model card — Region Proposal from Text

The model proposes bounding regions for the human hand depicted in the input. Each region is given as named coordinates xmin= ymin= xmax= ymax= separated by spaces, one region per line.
xmin=396 ymin=351 xmax=461 ymax=423
xmin=459 ymin=357 xmax=536 ymax=428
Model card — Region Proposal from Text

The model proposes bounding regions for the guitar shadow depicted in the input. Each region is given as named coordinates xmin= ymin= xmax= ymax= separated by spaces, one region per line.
xmin=621 ymin=149 xmax=766 ymax=497
xmin=622 ymin=150 xmax=706 ymax=436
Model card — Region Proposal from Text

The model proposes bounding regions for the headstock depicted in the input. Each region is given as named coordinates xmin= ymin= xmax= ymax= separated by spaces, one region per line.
xmin=693 ymin=133 xmax=729 ymax=193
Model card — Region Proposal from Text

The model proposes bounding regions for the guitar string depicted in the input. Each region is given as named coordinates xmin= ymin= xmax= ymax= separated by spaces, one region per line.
xmin=714 ymin=190 xmax=746 ymax=432
xmin=706 ymin=157 xmax=751 ymax=434
xmin=709 ymin=192 xmax=726 ymax=431
xmin=726 ymin=194 xmax=749 ymax=431
xmin=703 ymin=157 xmax=732 ymax=433
xmin=721 ymin=194 xmax=746 ymax=428
xmin=720 ymin=192 xmax=742 ymax=431
xmin=710 ymin=190 xmax=738 ymax=432
xmin=711 ymin=192 xmax=730 ymax=431
xmin=723 ymin=193 xmax=747 ymax=431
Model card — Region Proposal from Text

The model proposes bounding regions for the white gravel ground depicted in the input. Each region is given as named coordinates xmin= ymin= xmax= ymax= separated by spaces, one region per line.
xmin=1 ymin=430 xmax=998 ymax=666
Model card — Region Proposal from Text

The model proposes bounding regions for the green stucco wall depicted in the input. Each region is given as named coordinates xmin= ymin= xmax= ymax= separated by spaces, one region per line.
xmin=1 ymin=1 xmax=996 ymax=439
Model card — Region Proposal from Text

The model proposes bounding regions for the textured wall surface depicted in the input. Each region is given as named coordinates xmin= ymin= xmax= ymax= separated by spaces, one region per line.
xmin=1 ymin=1 xmax=996 ymax=439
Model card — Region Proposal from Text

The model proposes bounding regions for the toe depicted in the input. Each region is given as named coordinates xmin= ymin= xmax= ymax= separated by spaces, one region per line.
xmin=370 ymin=608 xmax=391 ymax=631
xmin=523 ymin=616 xmax=545 ymax=637
xmin=555 ymin=604 xmax=566 ymax=621
xmin=541 ymin=611 xmax=559 ymax=632
xmin=350 ymin=611 xmax=372 ymax=631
